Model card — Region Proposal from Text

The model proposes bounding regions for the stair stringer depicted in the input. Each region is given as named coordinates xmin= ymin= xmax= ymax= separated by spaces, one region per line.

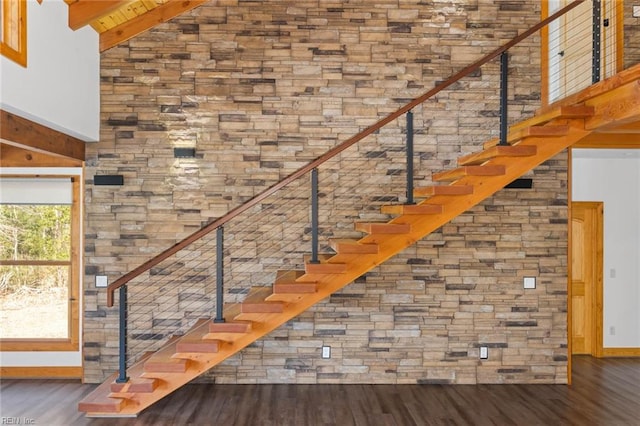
xmin=318 ymin=121 xmax=592 ymax=275
xmin=79 ymin=119 xmax=593 ymax=418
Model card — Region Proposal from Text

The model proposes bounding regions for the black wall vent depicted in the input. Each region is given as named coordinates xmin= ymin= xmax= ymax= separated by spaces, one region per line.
xmin=94 ymin=175 xmax=124 ymax=186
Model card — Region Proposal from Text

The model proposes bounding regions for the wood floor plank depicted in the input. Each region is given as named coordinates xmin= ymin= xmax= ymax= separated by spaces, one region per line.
xmin=0 ymin=356 xmax=638 ymax=425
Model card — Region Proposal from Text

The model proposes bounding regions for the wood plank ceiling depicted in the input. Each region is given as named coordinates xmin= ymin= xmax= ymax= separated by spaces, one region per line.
xmin=64 ymin=0 xmax=207 ymax=52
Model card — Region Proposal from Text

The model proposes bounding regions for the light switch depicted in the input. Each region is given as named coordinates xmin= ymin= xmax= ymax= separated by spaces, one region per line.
xmin=633 ymin=6 xmax=640 ymax=18
xmin=480 ymin=346 xmax=488 ymax=359
xmin=523 ymin=277 xmax=536 ymax=289
xmin=96 ymin=275 xmax=108 ymax=288
xmin=322 ymin=346 xmax=331 ymax=359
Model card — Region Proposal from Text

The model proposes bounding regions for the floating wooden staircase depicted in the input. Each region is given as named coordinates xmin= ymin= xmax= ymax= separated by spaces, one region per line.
xmin=79 ymin=65 xmax=640 ymax=417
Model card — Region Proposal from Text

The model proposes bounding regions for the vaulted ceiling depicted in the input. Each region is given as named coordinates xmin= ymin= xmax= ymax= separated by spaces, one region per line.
xmin=64 ymin=0 xmax=207 ymax=52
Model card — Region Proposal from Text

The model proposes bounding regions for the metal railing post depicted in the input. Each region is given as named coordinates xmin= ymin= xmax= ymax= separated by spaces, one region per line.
xmin=406 ymin=110 xmax=414 ymax=205
xmin=115 ymin=285 xmax=128 ymax=383
xmin=310 ymin=168 xmax=320 ymax=264
xmin=214 ymin=226 xmax=225 ymax=323
xmin=499 ymin=52 xmax=509 ymax=146
xmin=592 ymin=0 xmax=601 ymax=84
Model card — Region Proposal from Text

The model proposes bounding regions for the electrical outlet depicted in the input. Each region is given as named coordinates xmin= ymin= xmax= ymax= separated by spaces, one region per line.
xmin=610 ymin=326 xmax=616 ymax=336
xmin=610 ymin=269 xmax=616 ymax=278
xmin=480 ymin=346 xmax=488 ymax=359
xmin=96 ymin=275 xmax=108 ymax=288
xmin=523 ymin=277 xmax=536 ymax=289
xmin=322 ymin=346 xmax=331 ymax=359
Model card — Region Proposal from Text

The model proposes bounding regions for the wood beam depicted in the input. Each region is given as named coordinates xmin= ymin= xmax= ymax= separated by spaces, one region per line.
xmin=591 ymin=121 xmax=640 ymax=134
xmin=0 ymin=110 xmax=85 ymax=161
xmin=0 ymin=143 xmax=82 ymax=167
xmin=573 ymin=133 xmax=640 ymax=149
xmin=584 ymin=80 xmax=640 ymax=131
xmin=68 ymin=0 xmax=130 ymax=31
xmin=99 ymin=0 xmax=207 ymax=52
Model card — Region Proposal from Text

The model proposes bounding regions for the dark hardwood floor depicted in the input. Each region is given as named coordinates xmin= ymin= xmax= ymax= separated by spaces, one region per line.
xmin=1 ymin=356 xmax=638 ymax=425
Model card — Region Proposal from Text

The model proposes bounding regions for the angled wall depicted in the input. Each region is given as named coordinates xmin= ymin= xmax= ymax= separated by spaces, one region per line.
xmin=0 ymin=0 xmax=99 ymax=141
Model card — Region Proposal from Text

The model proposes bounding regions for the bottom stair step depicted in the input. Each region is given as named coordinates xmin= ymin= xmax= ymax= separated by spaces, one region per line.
xmin=78 ymin=393 xmax=126 ymax=414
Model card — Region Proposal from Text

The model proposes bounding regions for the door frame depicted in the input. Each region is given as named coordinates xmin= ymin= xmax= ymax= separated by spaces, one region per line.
xmin=541 ymin=0 xmax=624 ymax=107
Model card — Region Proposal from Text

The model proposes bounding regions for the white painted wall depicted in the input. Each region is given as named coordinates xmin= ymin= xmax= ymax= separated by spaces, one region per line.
xmin=0 ymin=168 xmax=83 ymax=368
xmin=572 ymin=149 xmax=640 ymax=348
xmin=0 ymin=0 xmax=99 ymax=141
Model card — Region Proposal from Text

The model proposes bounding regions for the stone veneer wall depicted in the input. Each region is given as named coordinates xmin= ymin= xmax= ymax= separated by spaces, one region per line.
xmin=83 ymin=0 xmax=572 ymax=384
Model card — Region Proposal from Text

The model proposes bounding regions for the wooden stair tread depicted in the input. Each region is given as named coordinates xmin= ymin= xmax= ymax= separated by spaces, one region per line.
xmin=511 ymin=105 xmax=594 ymax=133
xmin=144 ymin=356 xmax=188 ymax=373
xmin=208 ymin=320 xmax=251 ymax=334
xmin=107 ymin=391 xmax=136 ymax=399
xmin=483 ymin=124 xmax=571 ymax=149
xmin=355 ymin=222 xmax=411 ymax=234
xmin=303 ymin=254 xmax=348 ymax=275
xmin=329 ymin=239 xmax=379 ymax=254
xmin=458 ymin=145 xmax=537 ymax=166
xmin=175 ymin=339 xmax=220 ymax=354
xmin=433 ymin=165 xmax=506 ymax=182
xmin=205 ymin=319 xmax=252 ymax=341
xmin=414 ymin=185 xmax=474 ymax=197
xmin=175 ymin=318 xmax=216 ymax=349
xmin=78 ymin=391 xmax=126 ymax=413
xmin=380 ymin=204 xmax=443 ymax=215
xmin=267 ymin=270 xmax=318 ymax=302
xmin=110 ymin=377 xmax=158 ymax=393
xmin=240 ymin=287 xmax=285 ymax=313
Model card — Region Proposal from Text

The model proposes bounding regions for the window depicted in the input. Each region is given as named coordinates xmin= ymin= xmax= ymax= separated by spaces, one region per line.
xmin=0 ymin=0 xmax=27 ymax=67
xmin=0 ymin=176 xmax=80 ymax=351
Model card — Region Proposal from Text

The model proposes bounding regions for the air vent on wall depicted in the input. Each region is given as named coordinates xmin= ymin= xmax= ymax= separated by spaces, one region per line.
xmin=94 ymin=175 xmax=124 ymax=186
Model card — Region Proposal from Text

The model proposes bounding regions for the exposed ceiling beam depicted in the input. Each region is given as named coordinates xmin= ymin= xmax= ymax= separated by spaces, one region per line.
xmin=0 ymin=110 xmax=85 ymax=161
xmin=99 ymin=0 xmax=207 ymax=52
xmin=68 ymin=0 xmax=131 ymax=31
xmin=0 ymin=143 xmax=83 ymax=167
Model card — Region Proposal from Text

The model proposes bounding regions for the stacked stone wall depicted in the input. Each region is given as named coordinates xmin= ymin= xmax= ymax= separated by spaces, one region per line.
xmin=84 ymin=0 xmax=571 ymax=384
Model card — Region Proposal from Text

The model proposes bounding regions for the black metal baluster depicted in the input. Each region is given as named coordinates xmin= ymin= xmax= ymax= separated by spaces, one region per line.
xmin=310 ymin=168 xmax=319 ymax=264
xmin=116 ymin=285 xmax=128 ymax=383
xmin=592 ymin=0 xmax=601 ymax=84
xmin=406 ymin=110 xmax=414 ymax=205
xmin=499 ymin=52 xmax=509 ymax=146
xmin=214 ymin=226 xmax=225 ymax=323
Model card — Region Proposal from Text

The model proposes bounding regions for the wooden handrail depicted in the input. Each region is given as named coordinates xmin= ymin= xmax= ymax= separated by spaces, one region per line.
xmin=106 ymin=0 xmax=585 ymax=307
